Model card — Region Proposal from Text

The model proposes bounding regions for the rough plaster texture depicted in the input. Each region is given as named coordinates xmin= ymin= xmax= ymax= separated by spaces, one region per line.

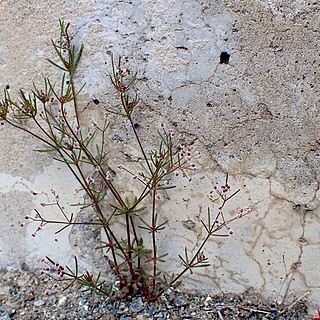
xmin=0 ymin=0 xmax=319 ymax=313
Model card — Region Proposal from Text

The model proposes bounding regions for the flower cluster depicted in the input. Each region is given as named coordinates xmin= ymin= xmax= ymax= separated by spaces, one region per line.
xmin=116 ymin=67 xmax=131 ymax=77
xmin=160 ymin=123 xmax=201 ymax=181
xmin=41 ymin=258 xmax=65 ymax=277
xmin=212 ymin=183 xmax=230 ymax=193
xmin=237 ymin=207 xmax=252 ymax=219
xmin=40 ymin=258 xmax=66 ymax=295
xmin=21 ymin=214 xmax=45 ymax=237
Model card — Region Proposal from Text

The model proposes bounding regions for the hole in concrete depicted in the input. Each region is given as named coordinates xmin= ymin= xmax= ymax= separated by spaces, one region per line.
xmin=220 ymin=52 xmax=230 ymax=64
xmin=176 ymin=46 xmax=188 ymax=51
xmin=5 ymin=85 xmax=10 ymax=89
xmin=93 ymin=99 xmax=100 ymax=105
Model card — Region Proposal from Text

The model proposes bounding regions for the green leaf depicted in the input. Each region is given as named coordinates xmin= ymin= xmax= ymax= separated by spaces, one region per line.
xmin=34 ymin=148 xmax=57 ymax=153
xmin=74 ymin=44 xmax=84 ymax=70
xmin=74 ymin=256 xmax=79 ymax=275
xmin=193 ymin=263 xmax=210 ymax=268
xmin=55 ymin=224 xmax=71 ymax=234
xmin=47 ymin=58 xmax=68 ymax=72
xmin=45 ymin=256 xmax=56 ymax=265
xmin=63 ymin=279 xmax=77 ymax=291
xmin=201 ymin=220 xmax=210 ymax=234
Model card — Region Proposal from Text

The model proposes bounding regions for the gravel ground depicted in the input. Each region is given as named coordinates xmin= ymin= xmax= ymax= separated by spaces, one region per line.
xmin=0 ymin=267 xmax=310 ymax=320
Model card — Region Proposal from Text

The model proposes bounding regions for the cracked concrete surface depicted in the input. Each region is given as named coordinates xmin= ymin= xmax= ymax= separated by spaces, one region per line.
xmin=0 ymin=0 xmax=319 ymax=314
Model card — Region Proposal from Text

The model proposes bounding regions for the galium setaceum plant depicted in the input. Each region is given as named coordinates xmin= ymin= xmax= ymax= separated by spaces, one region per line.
xmin=0 ymin=21 xmax=250 ymax=301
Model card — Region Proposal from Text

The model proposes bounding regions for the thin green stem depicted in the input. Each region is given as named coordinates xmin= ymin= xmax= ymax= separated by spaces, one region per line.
xmin=151 ymin=189 xmax=157 ymax=293
xmin=70 ymin=79 xmax=81 ymax=133
xmin=4 ymin=118 xmax=56 ymax=149
xmin=129 ymin=215 xmax=141 ymax=271
xmin=128 ymin=114 xmax=152 ymax=173
xmin=125 ymin=212 xmax=135 ymax=278
xmin=119 ymin=91 xmax=152 ymax=174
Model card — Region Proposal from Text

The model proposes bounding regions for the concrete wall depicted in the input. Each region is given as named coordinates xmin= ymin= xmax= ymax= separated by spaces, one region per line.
xmin=0 ymin=0 xmax=319 ymax=313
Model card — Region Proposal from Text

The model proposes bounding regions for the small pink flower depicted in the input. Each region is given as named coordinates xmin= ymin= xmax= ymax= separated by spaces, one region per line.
xmin=86 ymin=177 xmax=95 ymax=184
xmin=198 ymin=253 xmax=207 ymax=262
xmin=105 ymin=171 xmax=113 ymax=180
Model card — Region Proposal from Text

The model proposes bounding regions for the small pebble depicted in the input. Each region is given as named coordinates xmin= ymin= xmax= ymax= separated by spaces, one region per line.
xmin=0 ymin=305 xmax=15 ymax=315
xmin=83 ymin=305 xmax=89 ymax=311
xmin=136 ymin=315 xmax=149 ymax=320
xmin=58 ymin=296 xmax=68 ymax=306
xmin=173 ymin=295 xmax=188 ymax=307
xmin=129 ymin=297 xmax=144 ymax=313
xmin=34 ymin=299 xmax=46 ymax=307
xmin=153 ymin=311 xmax=165 ymax=318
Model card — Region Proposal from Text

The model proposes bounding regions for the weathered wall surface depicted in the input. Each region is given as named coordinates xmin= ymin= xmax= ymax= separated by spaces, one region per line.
xmin=0 ymin=0 xmax=319 ymax=313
